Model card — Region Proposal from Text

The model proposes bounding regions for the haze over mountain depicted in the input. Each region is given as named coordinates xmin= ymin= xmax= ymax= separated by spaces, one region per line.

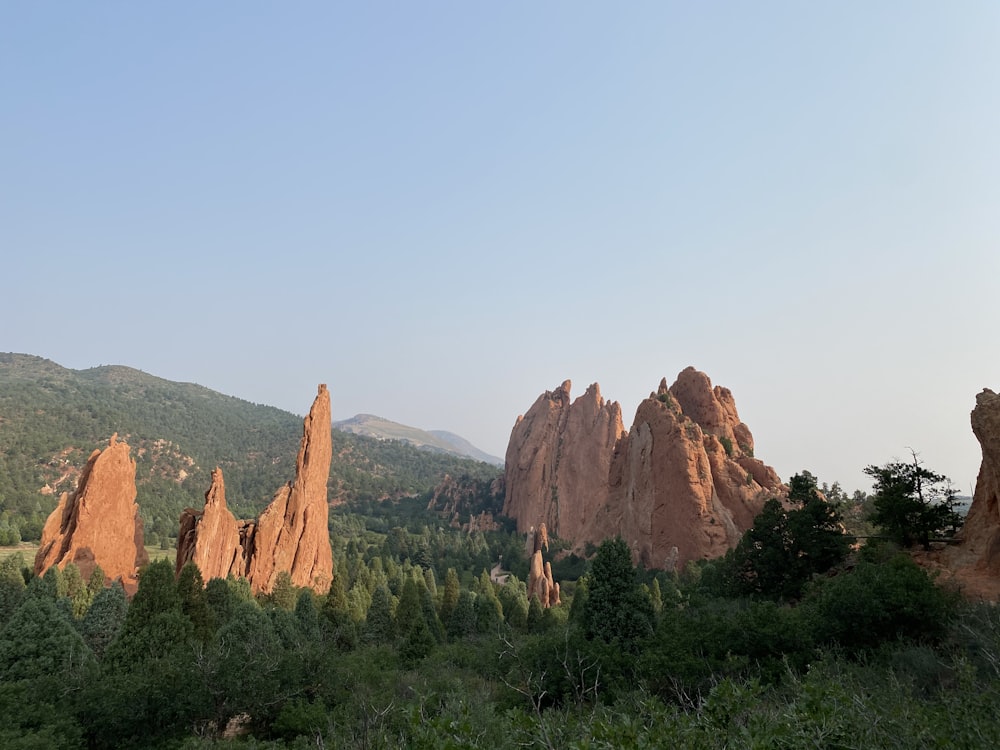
xmin=334 ymin=414 xmax=503 ymax=466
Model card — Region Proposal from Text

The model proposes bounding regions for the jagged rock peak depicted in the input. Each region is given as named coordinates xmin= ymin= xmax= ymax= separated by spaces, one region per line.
xmin=503 ymin=379 xmax=624 ymax=539
xmin=502 ymin=368 xmax=783 ymax=571
xmin=176 ymin=467 xmax=245 ymax=581
xmin=668 ymin=366 xmax=755 ymax=455
xmin=176 ymin=385 xmax=334 ymax=595
xmin=35 ymin=434 xmax=149 ymax=589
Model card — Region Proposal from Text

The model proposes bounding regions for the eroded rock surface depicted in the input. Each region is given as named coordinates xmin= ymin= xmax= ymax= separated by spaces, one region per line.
xmin=35 ymin=434 xmax=149 ymax=587
xmin=503 ymin=382 xmax=624 ymax=540
xmin=503 ymin=369 xmax=783 ymax=569
xmin=176 ymin=467 xmax=245 ymax=580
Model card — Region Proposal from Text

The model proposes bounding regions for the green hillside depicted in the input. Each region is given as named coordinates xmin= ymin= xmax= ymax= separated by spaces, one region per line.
xmin=0 ymin=353 xmax=501 ymax=545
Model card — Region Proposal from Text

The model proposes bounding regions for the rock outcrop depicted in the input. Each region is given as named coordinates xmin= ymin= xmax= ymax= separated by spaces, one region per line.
xmin=503 ymin=369 xmax=783 ymax=569
xmin=914 ymin=389 xmax=1000 ymax=600
xmin=176 ymin=467 xmax=245 ymax=580
xmin=503 ymin=382 xmax=625 ymax=540
xmin=931 ymin=389 xmax=1000 ymax=598
xmin=35 ymin=434 xmax=149 ymax=588
xmin=175 ymin=385 xmax=334 ymax=594
xmin=962 ymin=389 xmax=1000 ymax=574
xmin=526 ymin=523 xmax=560 ymax=607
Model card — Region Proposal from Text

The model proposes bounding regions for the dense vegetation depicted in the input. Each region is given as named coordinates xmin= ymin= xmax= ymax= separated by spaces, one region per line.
xmin=1 ymin=467 xmax=997 ymax=749
xmin=0 ymin=354 xmax=500 ymax=545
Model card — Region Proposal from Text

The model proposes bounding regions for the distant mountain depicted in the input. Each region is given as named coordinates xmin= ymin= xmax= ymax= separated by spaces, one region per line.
xmin=0 ymin=353 xmax=501 ymax=544
xmin=334 ymin=414 xmax=504 ymax=466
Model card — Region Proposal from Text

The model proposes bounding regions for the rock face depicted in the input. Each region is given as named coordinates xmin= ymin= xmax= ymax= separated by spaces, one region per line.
xmin=176 ymin=467 xmax=245 ymax=580
xmin=955 ymin=389 xmax=1000 ymax=575
xmin=35 ymin=434 xmax=149 ymax=587
xmin=175 ymin=385 xmax=334 ymax=594
xmin=502 ymin=382 xmax=625 ymax=541
xmin=503 ymin=368 xmax=783 ymax=569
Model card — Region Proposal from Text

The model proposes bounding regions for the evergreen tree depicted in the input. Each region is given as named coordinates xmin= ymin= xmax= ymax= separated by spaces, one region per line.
xmin=447 ymin=590 xmax=477 ymax=639
xmin=362 ymin=585 xmax=396 ymax=645
xmin=0 ymin=591 xmax=95 ymax=680
xmin=866 ymin=455 xmax=963 ymax=550
xmin=104 ymin=559 xmax=191 ymax=670
xmin=583 ymin=538 xmax=654 ymax=650
xmin=79 ymin=581 xmax=128 ymax=659
xmin=440 ymin=567 xmax=460 ymax=624
xmin=271 ymin=571 xmax=298 ymax=611
xmin=0 ymin=552 xmax=26 ymax=626
xmin=322 ymin=574 xmax=357 ymax=651
xmin=177 ymin=562 xmax=214 ymax=642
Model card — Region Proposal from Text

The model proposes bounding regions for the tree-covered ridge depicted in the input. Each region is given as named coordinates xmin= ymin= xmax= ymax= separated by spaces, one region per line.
xmin=0 ymin=354 xmax=500 ymax=544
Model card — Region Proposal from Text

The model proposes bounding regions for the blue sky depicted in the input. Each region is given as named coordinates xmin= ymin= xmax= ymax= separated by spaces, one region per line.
xmin=3 ymin=3 xmax=998 ymax=494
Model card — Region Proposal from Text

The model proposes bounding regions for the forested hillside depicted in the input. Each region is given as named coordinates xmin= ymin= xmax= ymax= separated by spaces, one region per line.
xmin=0 ymin=354 xmax=500 ymax=544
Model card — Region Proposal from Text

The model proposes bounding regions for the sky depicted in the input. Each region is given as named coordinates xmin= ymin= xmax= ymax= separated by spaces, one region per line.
xmin=2 ymin=3 xmax=998 ymax=495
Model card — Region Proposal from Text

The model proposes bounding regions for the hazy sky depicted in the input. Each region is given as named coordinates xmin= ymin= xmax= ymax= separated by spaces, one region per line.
xmin=3 ymin=3 xmax=998 ymax=494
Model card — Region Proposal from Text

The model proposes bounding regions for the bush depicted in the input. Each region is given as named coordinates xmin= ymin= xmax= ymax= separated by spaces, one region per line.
xmin=803 ymin=554 xmax=958 ymax=652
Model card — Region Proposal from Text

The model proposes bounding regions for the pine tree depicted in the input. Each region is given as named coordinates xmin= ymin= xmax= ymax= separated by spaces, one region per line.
xmin=439 ymin=567 xmax=460 ymax=625
xmin=362 ymin=585 xmax=396 ymax=645
xmin=177 ymin=562 xmax=214 ymax=642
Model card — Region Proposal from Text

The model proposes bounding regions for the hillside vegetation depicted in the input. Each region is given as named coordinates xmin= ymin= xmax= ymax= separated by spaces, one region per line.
xmin=0 ymin=354 xmax=500 ymax=545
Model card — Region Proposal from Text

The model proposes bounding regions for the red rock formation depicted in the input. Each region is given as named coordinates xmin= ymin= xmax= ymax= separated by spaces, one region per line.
xmin=503 ymin=382 xmax=624 ymax=539
xmin=938 ymin=390 xmax=1000 ymax=590
xmin=176 ymin=467 xmax=245 ymax=580
xmin=525 ymin=524 xmax=560 ymax=607
xmin=245 ymin=384 xmax=333 ymax=593
xmin=504 ymin=369 xmax=783 ymax=570
xmin=35 ymin=434 xmax=149 ymax=587
xmin=175 ymin=385 xmax=334 ymax=594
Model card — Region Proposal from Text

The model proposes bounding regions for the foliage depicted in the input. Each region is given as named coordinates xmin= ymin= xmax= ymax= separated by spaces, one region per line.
xmin=718 ymin=472 xmax=854 ymax=600
xmin=582 ymin=538 xmax=654 ymax=650
xmin=866 ymin=453 xmax=963 ymax=549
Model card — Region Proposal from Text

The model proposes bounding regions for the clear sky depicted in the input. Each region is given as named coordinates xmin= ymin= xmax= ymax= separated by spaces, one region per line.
xmin=3 ymin=3 xmax=998 ymax=494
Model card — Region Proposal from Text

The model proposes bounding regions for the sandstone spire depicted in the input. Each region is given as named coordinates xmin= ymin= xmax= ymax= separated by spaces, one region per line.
xmin=35 ymin=434 xmax=149 ymax=587
xmin=245 ymin=383 xmax=334 ymax=593
xmin=175 ymin=385 xmax=334 ymax=594
xmin=176 ymin=467 xmax=245 ymax=580
xmin=954 ymin=389 xmax=1000 ymax=574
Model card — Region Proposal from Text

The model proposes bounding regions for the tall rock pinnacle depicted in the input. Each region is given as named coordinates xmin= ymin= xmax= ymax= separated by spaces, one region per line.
xmin=35 ymin=434 xmax=149 ymax=587
xmin=955 ymin=389 xmax=1000 ymax=575
xmin=246 ymin=383 xmax=334 ymax=593
xmin=176 ymin=467 xmax=245 ymax=580
xmin=175 ymin=385 xmax=334 ymax=594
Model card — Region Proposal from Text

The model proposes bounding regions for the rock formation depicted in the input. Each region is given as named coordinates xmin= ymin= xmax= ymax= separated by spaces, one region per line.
xmin=525 ymin=523 xmax=560 ymax=607
xmin=503 ymin=382 xmax=625 ymax=541
xmin=175 ymin=385 xmax=334 ymax=594
xmin=176 ymin=467 xmax=245 ymax=580
xmin=911 ymin=389 xmax=1000 ymax=601
xmin=927 ymin=389 xmax=1000 ymax=599
xmin=503 ymin=368 xmax=783 ymax=570
xmin=962 ymin=389 xmax=1000 ymax=574
xmin=35 ymin=434 xmax=149 ymax=588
